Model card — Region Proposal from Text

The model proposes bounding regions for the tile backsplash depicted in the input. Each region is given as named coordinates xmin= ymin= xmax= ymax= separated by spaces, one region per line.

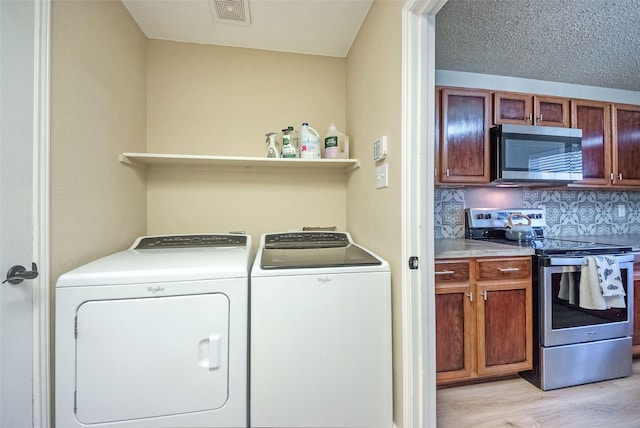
xmin=434 ymin=188 xmax=640 ymax=238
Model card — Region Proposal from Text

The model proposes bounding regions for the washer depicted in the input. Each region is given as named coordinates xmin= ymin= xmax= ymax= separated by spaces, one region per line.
xmin=55 ymin=234 xmax=253 ymax=428
xmin=250 ymin=231 xmax=392 ymax=428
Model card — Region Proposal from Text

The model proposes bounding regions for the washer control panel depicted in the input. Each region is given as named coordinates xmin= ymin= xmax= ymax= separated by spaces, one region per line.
xmin=265 ymin=232 xmax=350 ymax=249
xmin=134 ymin=234 xmax=247 ymax=249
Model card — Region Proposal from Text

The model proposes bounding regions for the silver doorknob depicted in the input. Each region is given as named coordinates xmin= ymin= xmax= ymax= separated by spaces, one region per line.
xmin=3 ymin=263 xmax=38 ymax=285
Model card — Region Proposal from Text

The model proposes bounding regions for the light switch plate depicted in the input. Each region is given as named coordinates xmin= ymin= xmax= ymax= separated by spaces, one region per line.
xmin=376 ymin=164 xmax=388 ymax=189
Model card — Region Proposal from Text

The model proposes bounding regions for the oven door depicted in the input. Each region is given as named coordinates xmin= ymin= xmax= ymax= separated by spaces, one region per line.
xmin=540 ymin=254 xmax=634 ymax=347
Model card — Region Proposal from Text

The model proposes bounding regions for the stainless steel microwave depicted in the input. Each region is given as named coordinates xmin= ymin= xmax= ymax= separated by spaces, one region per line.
xmin=490 ymin=124 xmax=583 ymax=183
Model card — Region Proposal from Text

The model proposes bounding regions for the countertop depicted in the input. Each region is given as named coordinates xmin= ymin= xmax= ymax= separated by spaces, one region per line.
xmin=435 ymin=239 xmax=535 ymax=259
xmin=560 ymin=234 xmax=640 ymax=252
xmin=435 ymin=234 xmax=640 ymax=259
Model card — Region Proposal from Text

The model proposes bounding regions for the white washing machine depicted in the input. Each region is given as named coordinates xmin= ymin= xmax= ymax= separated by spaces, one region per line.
xmin=250 ymin=231 xmax=392 ymax=428
xmin=55 ymin=234 xmax=253 ymax=428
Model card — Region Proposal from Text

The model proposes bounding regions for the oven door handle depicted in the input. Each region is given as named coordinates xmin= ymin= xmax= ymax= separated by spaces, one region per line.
xmin=544 ymin=257 xmax=586 ymax=266
xmin=544 ymin=254 xmax=634 ymax=266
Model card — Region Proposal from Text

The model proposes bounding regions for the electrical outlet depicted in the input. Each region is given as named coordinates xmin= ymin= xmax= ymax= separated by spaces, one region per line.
xmin=618 ymin=204 xmax=626 ymax=218
xmin=376 ymin=164 xmax=388 ymax=189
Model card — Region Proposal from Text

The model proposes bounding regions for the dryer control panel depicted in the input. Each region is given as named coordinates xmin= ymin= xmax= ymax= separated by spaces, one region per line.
xmin=134 ymin=234 xmax=247 ymax=249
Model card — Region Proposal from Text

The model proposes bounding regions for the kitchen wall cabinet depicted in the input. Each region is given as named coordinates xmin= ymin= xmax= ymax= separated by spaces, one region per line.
xmin=612 ymin=103 xmax=640 ymax=186
xmin=438 ymin=88 xmax=491 ymax=184
xmin=570 ymin=99 xmax=612 ymax=186
xmin=493 ymin=92 xmax=570 ymax=127
xmin=571 ymin=102 xmax=640 ymax=188
xmin=436 ymin=86 xmax=640 ymax=188
xmin=435 ymin=256 xmax=532 ymax=385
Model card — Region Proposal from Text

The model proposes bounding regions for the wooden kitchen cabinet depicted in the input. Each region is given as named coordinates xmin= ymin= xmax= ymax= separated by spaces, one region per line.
xmin=494 ymin=92 xmax=569 ymax=127
xmin=612 ymin=103 xmax=640 ymax=186
xmin=435 ymin=257 xmax=532 ymax=385
xmin=435 ymin=260 xmax=474 ymax=382
xmin=439 ymin=88 xmax=491 ymax=184
xmin=570 ymin=99 xmax=612 ymax=186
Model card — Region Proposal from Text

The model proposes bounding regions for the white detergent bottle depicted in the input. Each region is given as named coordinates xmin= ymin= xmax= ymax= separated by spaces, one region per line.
xmin=324 ymin=124 xmax=349 ymax=159
xmin=265 ymin=132 xmax=280 ymax=158
xmin=299 ymin=122 xmax=321 ymax=159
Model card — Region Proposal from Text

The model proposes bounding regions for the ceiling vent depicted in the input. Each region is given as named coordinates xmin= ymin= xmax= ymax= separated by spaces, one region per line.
xmin=210 ymin=0 xmax=251 ymax=25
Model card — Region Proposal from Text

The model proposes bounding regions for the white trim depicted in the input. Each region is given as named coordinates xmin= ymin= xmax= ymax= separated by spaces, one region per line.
xmin=402 ymin=1 xmax=441 ymax=427
xmin=32 ymin=1 xmax=51 ymax=427
xmin=400 ymin=6 xmax=419 ymax=427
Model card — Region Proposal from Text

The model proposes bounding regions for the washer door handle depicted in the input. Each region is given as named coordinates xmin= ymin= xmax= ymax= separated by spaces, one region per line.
xmin=3 ymin=262 xmax=38 ymax=285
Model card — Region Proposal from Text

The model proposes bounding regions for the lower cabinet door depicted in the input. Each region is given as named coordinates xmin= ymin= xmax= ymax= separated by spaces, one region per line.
xmin=477 ymin=283 xmax=533 ymax=376
xmin=435 ymin=284 xmax=474 ymax=383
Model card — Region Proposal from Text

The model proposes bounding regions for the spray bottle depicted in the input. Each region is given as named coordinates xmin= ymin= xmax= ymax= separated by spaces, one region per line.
xmin=265 ymin=132 xmax=280 ymax=158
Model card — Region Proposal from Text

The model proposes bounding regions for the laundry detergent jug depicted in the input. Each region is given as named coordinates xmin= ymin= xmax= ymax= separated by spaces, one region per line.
xmin=324 ymin=124 xmax=349 ymax=159
xmin=299 ymin=123 xmax=321 ymax=159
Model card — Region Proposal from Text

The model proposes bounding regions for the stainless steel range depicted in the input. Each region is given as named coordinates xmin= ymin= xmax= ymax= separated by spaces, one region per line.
xmin=465 ymin=208 xmax=634 ymax=390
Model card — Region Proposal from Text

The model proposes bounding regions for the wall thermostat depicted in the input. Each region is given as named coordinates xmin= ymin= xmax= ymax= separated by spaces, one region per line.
xmin=374 ymin=136 xmax=388 ymax=161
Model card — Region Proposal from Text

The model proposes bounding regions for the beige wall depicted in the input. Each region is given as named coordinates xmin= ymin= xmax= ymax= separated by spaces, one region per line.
xmin=146 ymin=41 xmax=348 ymax=242
xmin=50 ymin=0 xmax=147 ymax=282
xmin=146 ymin=40 xmax=346 ymax=156
xmin=346 ymin=0 xmax=404 ymax=425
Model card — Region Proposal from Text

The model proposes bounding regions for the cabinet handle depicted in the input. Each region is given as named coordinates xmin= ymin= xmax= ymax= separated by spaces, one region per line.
xmin=538 ymin=114 xmax=543 ymax=122
xmin=498 ymin=267 xmax=520 ymax=272
xmin=446 ymin=168 xmax=450 ymax=177
xmin=611 ymin=172 xmax=615 ymax=181
xmin=435 ymin=270 xmax=455 ymax=275
xmin=481 ymin=290 xmax=488 ymax=300
xmin=465 ymin=291 xmax=473 ymax=302
xmin=619 ymin=173 xmax=623 ymax=180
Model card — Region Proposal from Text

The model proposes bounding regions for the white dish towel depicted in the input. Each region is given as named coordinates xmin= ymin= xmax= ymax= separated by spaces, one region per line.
xmin=558 ymin=266 xmax=579 ymax=304
xmin=579 ymin=255 xmax=626 ymax=310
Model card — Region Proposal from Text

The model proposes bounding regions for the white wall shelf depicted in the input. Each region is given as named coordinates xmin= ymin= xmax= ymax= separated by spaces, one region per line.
xmin=119 ymin=153 xmax=360 ymax=172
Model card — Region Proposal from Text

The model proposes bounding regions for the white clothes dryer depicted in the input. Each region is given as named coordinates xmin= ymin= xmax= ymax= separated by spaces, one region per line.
xmin=55 ymin=234 xmax=253 ymax=428
xmin=250 ymin=231 xmax=392 ymax=428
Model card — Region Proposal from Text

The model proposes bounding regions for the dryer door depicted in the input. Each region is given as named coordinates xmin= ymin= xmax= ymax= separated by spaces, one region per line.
xmin=75 ymin=293 xmax=229 ymax=424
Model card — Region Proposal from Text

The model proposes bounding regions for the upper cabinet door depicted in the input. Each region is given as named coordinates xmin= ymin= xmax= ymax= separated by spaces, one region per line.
xmin=534 ymin=96 xmax=570 ymax=127
xmin=570 ymin=99 xmax=612 ymax=186
xmin=493 ymin=92 xmax=533 ymax=125
xmin=440 ymin=88 xmax=491 ymax=184
xmin=612 ymin=103 xmax=640 ymax=186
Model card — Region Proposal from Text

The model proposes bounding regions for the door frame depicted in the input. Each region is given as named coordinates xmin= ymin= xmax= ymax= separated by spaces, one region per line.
xmin=401 ymin=1 xmax=445 ymax=427
xmin=33 ymin=0 xmax=51 ymax=427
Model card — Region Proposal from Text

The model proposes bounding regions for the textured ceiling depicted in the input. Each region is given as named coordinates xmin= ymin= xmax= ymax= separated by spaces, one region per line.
xmin=436 ymin=0 xmax=640 ymax=92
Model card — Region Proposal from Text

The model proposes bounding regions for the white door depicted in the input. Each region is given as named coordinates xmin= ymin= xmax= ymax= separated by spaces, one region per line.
xmin=0 ymin=0 xmax=50 ymax=427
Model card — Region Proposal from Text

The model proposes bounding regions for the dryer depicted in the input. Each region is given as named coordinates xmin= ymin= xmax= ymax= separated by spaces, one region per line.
xmin=55 ymin=234 xmax=252 ymax=428
xmin=250 ymin=231 xmax=392 ymax=428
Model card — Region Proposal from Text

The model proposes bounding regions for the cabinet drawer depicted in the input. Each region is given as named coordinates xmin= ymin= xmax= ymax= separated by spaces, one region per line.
xmin=476 ymin=258 xmax=531 ymax=281
xmin=435 ymin=260 xmax=470 ymax=283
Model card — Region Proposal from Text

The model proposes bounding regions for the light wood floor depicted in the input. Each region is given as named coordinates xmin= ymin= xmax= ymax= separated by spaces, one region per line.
xmin=437 ymin=360 xmax=640 ymax=427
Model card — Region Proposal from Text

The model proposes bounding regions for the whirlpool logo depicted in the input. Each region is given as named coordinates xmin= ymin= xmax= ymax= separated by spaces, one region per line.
xmin=146 ymin=286 xmax=165 ymax=294
xmin=318 ymin=277 xmax=332 ymax=284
